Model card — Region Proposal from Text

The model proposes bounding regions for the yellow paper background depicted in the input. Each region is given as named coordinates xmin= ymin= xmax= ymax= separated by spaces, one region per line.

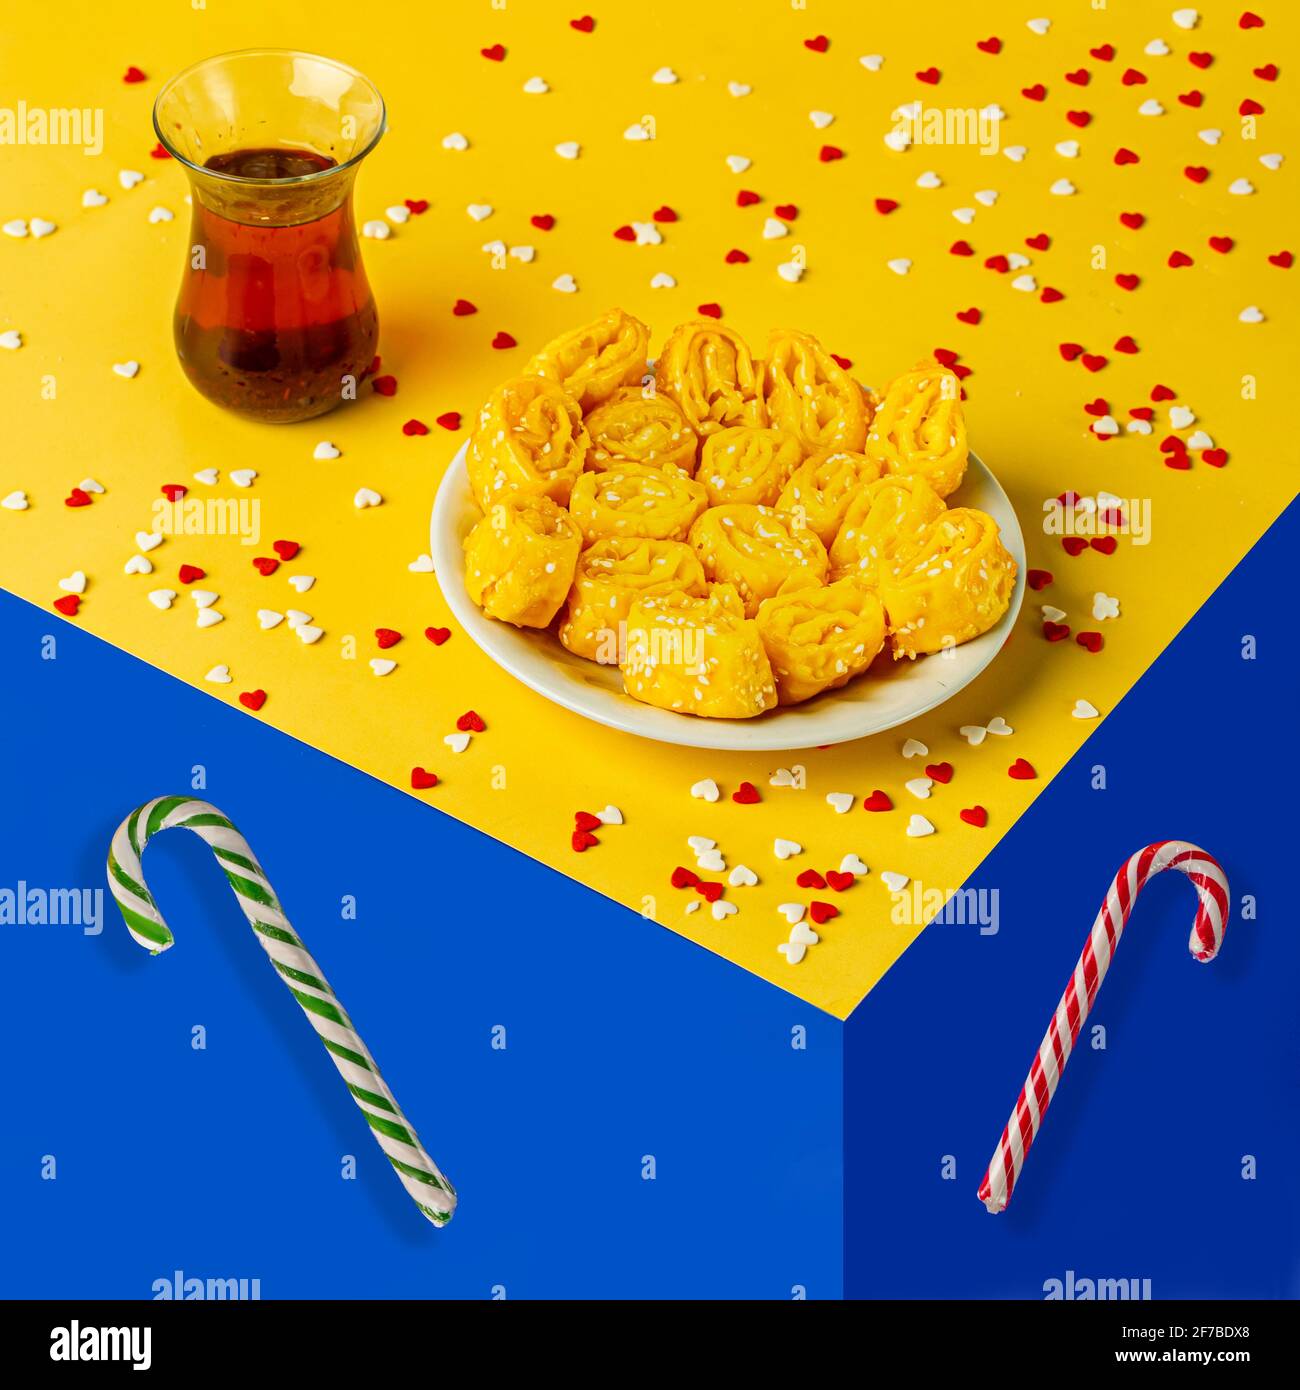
xmin=1 ymin=0 xmax=1295 ymax=1016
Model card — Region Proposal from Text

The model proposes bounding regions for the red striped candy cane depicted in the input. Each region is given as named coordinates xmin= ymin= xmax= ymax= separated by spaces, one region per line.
xmin=978 ymin=840 xmax=1228 ymax=1214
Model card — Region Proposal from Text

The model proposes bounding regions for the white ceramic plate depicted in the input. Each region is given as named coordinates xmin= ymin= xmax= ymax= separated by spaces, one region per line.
xmin=431 ymin=442 xmax=1026 ymax=751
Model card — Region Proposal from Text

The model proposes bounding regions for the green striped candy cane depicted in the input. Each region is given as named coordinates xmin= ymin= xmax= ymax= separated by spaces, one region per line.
xmin=107 ymin=796 xmax=456 ymax=1227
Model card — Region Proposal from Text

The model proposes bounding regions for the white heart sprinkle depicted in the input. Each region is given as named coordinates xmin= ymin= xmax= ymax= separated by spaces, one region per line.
xmin=551 ymin=273 xmax=578 ymax=293
xmin=1127 ymin=418 xmax=1154 ymax=435
xmin=1007 ymin=253 xmax=1031 ymax=270
xmin=777 ymin=903 xmax=806 ymax=925
xmin=623 ymin=124 xmax=651 ymax=142
xmin=777 ymin=941 xmax=807 ymax=964
xmin=906 ymin=814 xmax=936 ymax=838
xmin=135 ymin=530 xmax=163 ymax=552
xmin=826 ymin=792 xmax=854 ymax=815
xmin=905 ymin=777 xmax=933 ymax=800
xmin=148 ymin=207 xmax=173 ymax=224
xmin=30 ymin=217 xmax=56 ymax=237
xmin=1002 ymin=145 xmax=1027 ymax=162
xmin=1026 ymin=18 xmax=1051 ymax=35
xmin=696 ymin=849 xmax=726 ymax=872
xmin=1259 ymin=153 xmax=1283 ymax=171
xmin=295 ymin=625 xmax=324 ymax=645
xmin=959 ymin=724 xmax=987 ymax=746
xmin=839 ymin=853 xmax=868 ymax=876
xmin=77 ymin=478 xmax=104 ymax=494
xmin=859 ymin=54 xmax=884 ymax=72
xmin=1228 ymin=178 xmax=1255 ymax=197
xmin=257 ymin=609 xmax=283 ymax=630
xmin=596 ymin=805 xmax=623 ymax=825
xmin=82 ymin=189 xmax=108 ymax=208
xmin=886 ymin=258 xmax=912 ymax=275
xmin=509 ymin=244 xmax=536 ymax=262
xmin=690 ymin=778 xmax=720 ymax=802
xmin=444 ymin=731 xmax=471 ymax=753
xmin=205 ymin=665 xmax=231 ymax=684
xmin=362 ymin=220 xmax=391 ymax=239
xmin=974 ymin=189 xmax=998 ymax=207
xmin=809 ymin=110 xmax=835 ymax=129
xmin=1012 ymin=274 xmax=1038 ymax=292
xmin=123 ymin=554 xmax=152 ymax=575
xmin=1055 ymin=140 xmax=1080 ymax=158
xmin=902 ymin=738 xmax=928 ymax=759
xmin=653 ymin=66 xmax=679 ymax=85
xmin=1238 ymin=305 xmax=1265 ymax=323
xmin=193 ymin=467 xmax=219 ymax=484
xmin=112 ymin=360 xmax=140 ymax=378
xmin=727 ymin=80 xmax=751 ymax=97
xmin=408 ymin=554 xmax=434 ymax=572
xmin=1041 ymin=605 xmax=1067 ymax=622
xmin=0 ymin=487 xmax=26 ymax=510
xmin=442 ymin=132 xmax=469 ymax=151
xmin=1092 ymin=415 xmax=1119 ymax=437
xmin=687 ymin=836 xmax=716 ymax=853
xmin=119 ymin=169 xmax=144 ymax=188
xmin=1050 ymin=178 xmax=1077 ymax=196
xmin=1073 ymin=698 xmax=1100 ymax=719
xmin=1144 ymin=38 xmax=1170 ymax=56
xmin=712 ymin=901 xmax=738 ymax=921
xmin=649 ymin=272 xmax=676 ymax=289
xmin=883 ymin=130 xmax=911 ymax=152
xmin=773 ymin=838 xmax=802 ymax=861
xmin=1199 ymin=128 xmax=1222 ymax=145
xmin=285 ymin=610 xmax=312 ymax=630
xmin=369 ymin=658 xmax=396 ymax=676
xmin=354 ymin=487 xmax=382 ymax=508
xmin=466 ymin=203 xmax=493 ymax=222
xmin=777 ymin=261 xmax=804 ymax=284
xmin=147 ymin=589 xmax=176 ymax=610
xmin=0 ymin=329 xmax=22 ymax=350
xmin=196 ymin=608 xmax=224 ymax=629
xmin=769 ymin=767 xmax=796 ymax=787
xmin=763 ymin=217 xmax=789 ymax=240
xmin=1171 ymin=9 xmax=1199 ymax=31
xmin=522 ymin=76 xmax=549 ymax=94
xmin=880 ymin=871 xmax=910 ymax=893
xmin=190 ymin=589 xmax=218 ymax=609
xmin=4 ymin=219 xmax=29 ymax=238
xmin=1093 ymin=592 xmax=1120 ymax=621
xmin=313 ymin=441 xmax=341 ymax=460
xmin=952 ymin=207 xmax=976 ymax=225
xmin=916 ymin=171 xmax=942 ymax=189
xmin=986 ymin=717 xmax=1013 ymax=737
xmin=1139 ymin=99 xmax=1165 ymax=116
xmin=728 ymin=864 xmax=758 ymax=888
xmin=287 ymin=575 xmax=315 ymax=594
xmin=229 ymin=469 xmax=256 ymax=487
xmin=725 ymin=154 xmax=751 ymax=174
xmin=554 ymin=141 xmax=581 ymax=160
xmin=788 ymin=922 xmax=819 ymax=946
xmin=58 ymin=570 xmax=87 ymax=594
xmin=1169 ymin=405 xmax=1195 ymax=429
xmin=982 ymin=104 xmax=1007 ymax=123
xmin=684 ymin=901 xmax=700 ymax=915
xmin=1187 ymin=429 xmax=1213 ymax=450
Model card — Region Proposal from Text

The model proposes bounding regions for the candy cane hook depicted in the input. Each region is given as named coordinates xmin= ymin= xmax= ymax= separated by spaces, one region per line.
xmin=978 ymin=840 xmax=1228 ymax=1214
xmin=107 ymin=796 xmax=456 ymax=1227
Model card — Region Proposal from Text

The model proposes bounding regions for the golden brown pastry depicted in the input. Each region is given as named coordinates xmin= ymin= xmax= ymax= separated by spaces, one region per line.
xmin=877 ymin=507 xmax=1017 ymax=658
xmin=777 ymin=449 xmax=883 ymax=547
xmin=689 ymin=504 xmax=828 ymax=617
xmin=568 ymin=463 xmax=709 ymax=545
xmin=582 ymin=387 xmax=699 ymax=476
xmin=655 ymin=320 xmax=766 ymax=439
xmin=622 ymin=584 xmax=778 ymax=719
xmin=466 ymin=376 xmax=589 ymax=513
xmin=864 ymin=362 xmax=968 ymax=499
xmin=463 ymin=493 xmax=582 ymax=628
xmin=525 ymin=308 xmax=651 ymax=411
xmin=763 ymin=328 xmax=869 ymax=455
xmin=558 ymin=537 xmax=708 ymax=663
xmin=827 ymin=475 xmax=947 ymax=584
xmin=756 ymin=578 xmax=887 ymax=704
xmin=697 ymin=426 xmax=803 ymax=507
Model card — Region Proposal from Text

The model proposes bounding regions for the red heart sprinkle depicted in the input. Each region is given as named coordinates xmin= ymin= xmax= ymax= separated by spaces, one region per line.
xmin=178 ymin=565 xmax=205 ymax=584
xmin=957 ymin=307 xmax=981 ymax=325
xmin=1043 ymin=620 xmax=1071 ymax=642
xmin=725 ymin=248 xmax=750 ymax=264
xmin=797 ymin=869 xmax=828 ymax=890
xmin=1091 ymin=45 xmax=1115 ymax=62
xmin=480 ymin=44 xmax=506 ymax=61
xmin=613 ymin=224 xmax=636 ymax=241
xmin=272 ymin=540 xmax=300 ymax=561
xmin=1208 ymin=236 xmax=1237 ymax=256
xmin=1115 ymin=273 xmax=1140 ymax=291
xmin=1189 ymin=52 xmax=1214 ymax=69
xmin=671 ymin=866 xmax=701 ymax=889
xmin=1090 ymin=536 xmax=1118 ymax=555
xmin=239 ymin=689 xmax=267 ymax=712
xmin=830 ymin=354 xmax=853 ymax=369
xmin=863 ymin=790 xmax=893 ymax=812
xmin=1067 ymin=68 xmax=1090 ymax=86
xmin=1076 ymin=631 xmax=1103 ymax=652
xmin=491 ymin=331 xmax=517 ymax=349
xmin=960 ymin=806 xmax=988 ymax=828
xmin=574 ymin=811 xmax=602 ymax=833
xmin=1061 ymin=537 xmax=1088 ymax=556
xmin=1081 ymin=353 xmax=1107 ymax=372
xmin=810 ymin=901 xmax=839 ymax=925
xmin=1179 ymin=92 xmax=1205 ymax=109
xmin=1129 ymin=406 xmax=1154 ymax=420
xmin=1267 ymin=250 xmax=1293 ymax=268
xmin=1059 ymin=342 xmax=1084 ymax=361
xmin=411 ymin=767 xmax=439 ymax=790
xmin=698 ymin=302 xmax=722 ymax=318
xmin=1027 ymin=569 xmax=1053 ymax=590
xmin=819 ymin=144 xmax=844 ymax=162
xmin=916 ymin=67 xmax=941 ymax=84
xmin=1008 ymin=758 xmax=1036 ymax=780
xmin=569 ymin=14 xmax=595 ymax=31
xmin=1066 ymin=110 xmax=1091 ymax=127
xmin=804 ymin=35 xmax=829 ymax=53
xmin=402 ymin=419 xmax=430 ymax=436
xmin=530 ymin=214 xmax=555 ymax=231
xmin=697 ymin=881 xmax=724 ymax=903
xmin=653 ymin=205 xmax=678 ymax=223
xmin=405 ymin=199 xmax=429 ymax=215
xmin=926 ymin=762 xmax=953 ymax=783
xmin=1026 ymin=233 xmax=1050 ymax=250
xmin=372 ymin=375 xmax=398 ymax=396
xmin=1202 ymin=448 xmax=1228 ymax=467
xmin=457 ymin=710 xmax=487 ymax=733
xmin=1151 ymin=384 xmax=1176 ymax=401
xmin=932 ymin=348 xmax=959 ymax=367
xmin=64 ymin=488 xmax=91 ymax=508
xmin=1114 ymin=147 xmax=1139 ymax=166
xmin=1240 ymin=12 xmax=1264 ymax=29
xmin=950 ymin=240 xmax=974 ymax=257
xmin=826 ymin=871 xmax=855 ymax=892
xmin=149 ymin=142 xmax=170 ymax=159
xmin=774 ymin=204 xmax=799 ymax=222
xmin=1254 ymin=64 xmax=1278 ymax=81
xmin=571 ymin=829 xmax=599 ymax=853
xmin=977 ymin=37 xmax=1002 ymax=55
xmin=1040 ymin=287 xmax=1064 ymax=303
xmin=1114 ymin=336 xmax=1138 ymax=354
xmin=452 ymin=298 xmax=477 ymax=315
xmin=436 ymin=411 xmax=462 ymax=430
xmin=123 ymin=66 xmax=147 ymax=83
xmin=424 ymin=627 xmax=451 ymax=645
xmin=736 ymin=190 xmax=761 ymax=207
xmin=1022 ymin=84 xmax=1047 ymax=101
xmin=1120 ymin=213 xmax=1146 ymax=232
xmin=1121 ymin=67 xmax=1146 ymax=86
xmin=1168 ymin=250 xmax=1194 ymax=268
xmin=1241 ymin=98 xmax=1266 ymax=117
xmin=375 ymin=628 xmax=402 ymax=649
xmin=875 ymin=198 xmax=899 ymax=215
xmin=732 ymin=781 xmax=760 ymax=804
xmin=53 ymin=594 xmax=80 ymax=616
xmin=252 ymin=557 xmax=279 ymax=576
xmin=161 ymin=484 xmax=187 ymax=502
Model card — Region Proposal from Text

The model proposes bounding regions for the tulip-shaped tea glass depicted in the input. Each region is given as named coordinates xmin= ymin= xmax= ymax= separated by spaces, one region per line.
xmin=154 ymin=50 xmax=386 ymax=423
